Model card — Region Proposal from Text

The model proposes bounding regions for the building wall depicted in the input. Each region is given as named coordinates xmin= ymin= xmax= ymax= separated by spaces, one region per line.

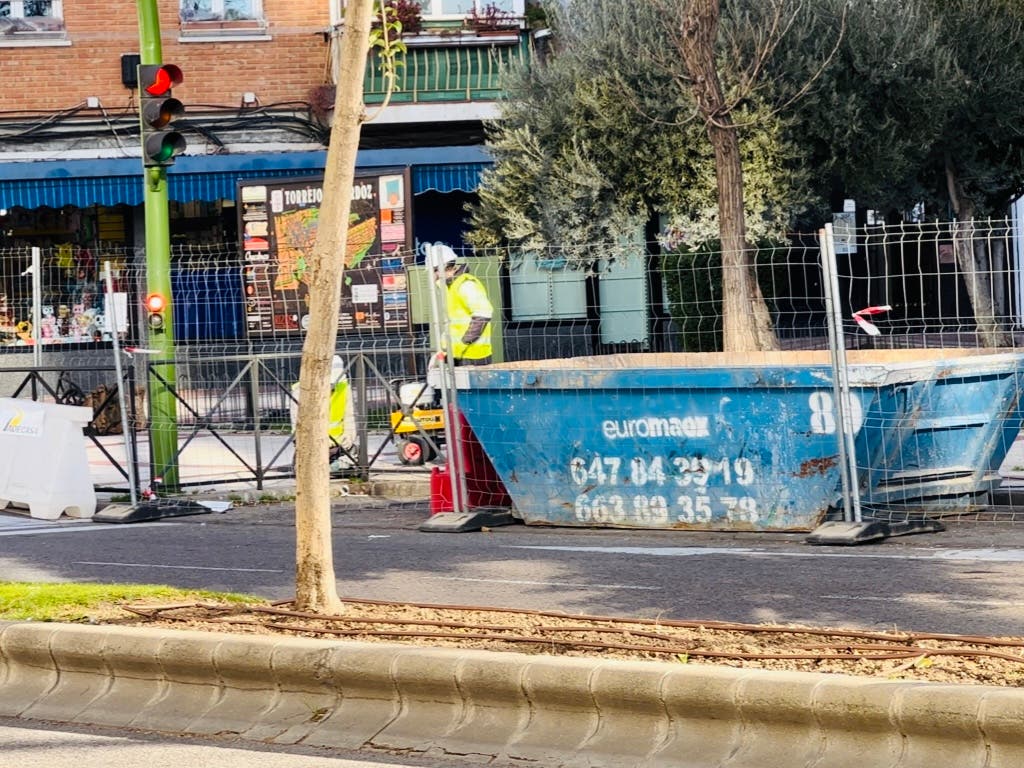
xmin=0 ymin=0 xmax=330 ymax=112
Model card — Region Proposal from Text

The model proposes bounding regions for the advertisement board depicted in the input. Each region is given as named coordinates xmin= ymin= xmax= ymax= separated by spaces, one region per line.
xmin=238 ymin=170 xmax=413 ymax=336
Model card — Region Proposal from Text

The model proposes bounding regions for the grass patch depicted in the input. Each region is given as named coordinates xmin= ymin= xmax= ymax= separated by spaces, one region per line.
xmin=0 ymin=582 xmax=263 ymax=622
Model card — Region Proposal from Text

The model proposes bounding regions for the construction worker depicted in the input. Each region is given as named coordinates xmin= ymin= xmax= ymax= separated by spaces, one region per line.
xmin=290 ymin=355 xmax=355 ymax=471
xmin=432 ymin=245 xmax=493 ymax=366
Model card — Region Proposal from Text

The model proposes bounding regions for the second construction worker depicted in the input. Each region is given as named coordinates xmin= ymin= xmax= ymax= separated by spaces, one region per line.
xmin=432 ymin=244 xmax=494 ymax=366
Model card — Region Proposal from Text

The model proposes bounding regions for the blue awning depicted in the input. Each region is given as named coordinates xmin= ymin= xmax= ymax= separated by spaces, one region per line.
xmin=0 ymin=147 xmax=491 ymax=209
xmin=0 ymin=168 xmax=326 ymax=209
xmin=412 ymin=163 xmax=488 ymax=194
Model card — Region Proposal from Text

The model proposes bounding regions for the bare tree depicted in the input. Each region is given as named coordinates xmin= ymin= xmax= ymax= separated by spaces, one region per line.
xmin=677 ymin=0 xmax=779 ymax=352
xmin=293 ymin=0 xmax=375 ymax=614
xmin=945 ymin=157 xmax=1012 ymax=347
xmin=470 ymin=0 xmax=844 ymax=352
xmin=640 ymin=0 xmax=841 ymax=351
xmin=925 ymin=0 xmax=1024 ymax=348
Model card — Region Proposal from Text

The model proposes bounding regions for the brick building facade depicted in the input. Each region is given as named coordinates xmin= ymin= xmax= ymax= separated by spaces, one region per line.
xmin=0 ymin=0 xmax=536 ymax=350
xmin=1 ymin=0 xmax=331 ymax=115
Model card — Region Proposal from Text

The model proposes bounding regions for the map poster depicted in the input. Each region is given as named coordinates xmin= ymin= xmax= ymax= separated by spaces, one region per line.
xmin=237 ymin=170 xmax=413 ymax=336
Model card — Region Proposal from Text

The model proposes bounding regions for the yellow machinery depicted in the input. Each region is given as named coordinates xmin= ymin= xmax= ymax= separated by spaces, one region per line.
xmin=390 ymin=381 xmax=445 ymax=465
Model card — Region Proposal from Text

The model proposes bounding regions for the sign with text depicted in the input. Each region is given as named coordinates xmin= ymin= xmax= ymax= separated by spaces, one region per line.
xmin=238 ymin=170 xmax=413 ymax=336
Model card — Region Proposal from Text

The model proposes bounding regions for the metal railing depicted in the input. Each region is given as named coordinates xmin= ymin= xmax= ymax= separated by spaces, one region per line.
xmin=139 ymin=347 xmax=435 ymax=491
xmin=364 ymin=34 xmax=529 ymax=104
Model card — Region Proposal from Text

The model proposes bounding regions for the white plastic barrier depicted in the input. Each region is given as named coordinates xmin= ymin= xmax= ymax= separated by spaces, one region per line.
xmin=0 ymin=398 xmax=96 ymax=520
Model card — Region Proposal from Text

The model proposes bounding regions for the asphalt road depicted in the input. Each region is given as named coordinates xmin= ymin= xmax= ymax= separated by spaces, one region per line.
xmin=4 ymin=498 xmax=1024 ymax=636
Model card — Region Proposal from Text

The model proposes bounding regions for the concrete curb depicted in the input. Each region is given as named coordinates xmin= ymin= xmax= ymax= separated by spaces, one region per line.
xmin=1 ymin=620 xmax=1022 ymax=766
xmin=364 ymin=473 xmax=431 ymax=501
xmin=193 ymin=473 xmax=431 ymax=506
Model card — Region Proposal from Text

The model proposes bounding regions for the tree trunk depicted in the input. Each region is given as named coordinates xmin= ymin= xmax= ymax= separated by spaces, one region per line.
xmin=294 ymin=0 xmax=375 ymax=614
xmin=944 ymin=154 xmax=1010 ymax=347
xmin=992 ymin=237 xmax=1007 ymax=318
xmin=679 ymin=0 xmax=779 ymax=353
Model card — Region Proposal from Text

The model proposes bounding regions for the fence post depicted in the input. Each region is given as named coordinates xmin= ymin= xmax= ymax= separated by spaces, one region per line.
xmin=126 ymin=364 xmax=142 ymax=501
xmin=355 ymin=353 xmax=369 ymax=481
xmin=250 ymin=360 xmax=263 ymax=490
xmin=30 ymin=246 xmax=41 ymax=369
xmin=104 ymin=261 xmax=139 ymax=508
xmin=820 ymin=224 xmax=862 ymax=524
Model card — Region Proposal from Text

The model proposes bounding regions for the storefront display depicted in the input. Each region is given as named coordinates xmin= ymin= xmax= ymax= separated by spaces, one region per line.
xmin=0 ymin=206 xmax=131 ymax=348
xmin=239 ymin=170 xmax=413 ymax=337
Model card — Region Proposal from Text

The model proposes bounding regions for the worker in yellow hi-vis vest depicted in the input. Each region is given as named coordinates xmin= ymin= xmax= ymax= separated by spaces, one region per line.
xmin=432 ymin=245 xmax=493 ymax=366
xmin=290 ymin=355 xmax=355 ymax=470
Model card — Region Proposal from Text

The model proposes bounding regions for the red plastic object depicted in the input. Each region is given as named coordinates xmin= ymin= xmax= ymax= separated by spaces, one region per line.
xmin=429 ymin=409 xmax=511 ymax=515
xmin=430 ymin=465 xmax=454 ymax=514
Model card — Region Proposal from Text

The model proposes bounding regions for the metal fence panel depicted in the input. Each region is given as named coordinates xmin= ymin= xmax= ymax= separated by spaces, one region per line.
xmin=1 ymin=218 xmax=1023 ymax=525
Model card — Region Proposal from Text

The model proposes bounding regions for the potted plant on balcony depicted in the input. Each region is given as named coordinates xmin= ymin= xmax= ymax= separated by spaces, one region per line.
xmin=382 ymin=0 xmax=423 ymax=36
xmin=466 ymin=2 xmax=519 ymax=35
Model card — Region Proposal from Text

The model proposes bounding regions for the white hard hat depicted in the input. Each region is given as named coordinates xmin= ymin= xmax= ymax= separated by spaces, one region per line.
xmin=429 ymin=244 xmax=458 ymax=269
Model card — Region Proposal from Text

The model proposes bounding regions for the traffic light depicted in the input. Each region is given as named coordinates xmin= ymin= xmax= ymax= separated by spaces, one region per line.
xmin=145 ymin=292 xmax=167 ymax=332
xmin=138 ymin=64 xmax=186 ymax=167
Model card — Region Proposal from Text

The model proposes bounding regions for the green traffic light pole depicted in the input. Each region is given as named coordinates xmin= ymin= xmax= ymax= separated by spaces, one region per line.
xmin=137 ymin=0 xmax=180 ymax=492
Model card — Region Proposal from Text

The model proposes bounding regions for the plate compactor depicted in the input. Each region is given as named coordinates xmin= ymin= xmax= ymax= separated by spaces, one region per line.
xmin=390 ymin=380 xmax=446 ymax=465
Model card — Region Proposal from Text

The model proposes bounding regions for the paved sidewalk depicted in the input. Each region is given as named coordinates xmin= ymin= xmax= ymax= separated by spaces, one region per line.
xmin=0 ymin=719 xmax=456 ymax=768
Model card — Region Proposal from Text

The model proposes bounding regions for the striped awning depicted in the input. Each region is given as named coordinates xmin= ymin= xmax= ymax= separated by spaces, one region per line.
xmin=412 ymin=163 xmax=488 ymax=194
xmin=0 ymin=148 xmax=490 ymax=209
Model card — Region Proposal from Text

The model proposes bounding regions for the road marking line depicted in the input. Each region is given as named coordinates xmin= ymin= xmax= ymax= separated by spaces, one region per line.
xmin=430 ymin=576 xmax=660 ymax=591
xmin=73 ymin=561 xmax=284 ymax=573
xmin=0 ymin=523 xmax=177 ymax=537
xmin=506 ymin=545 xmax=1024 ymax=563
xmin=820 ymin=594 xmax=1021 ymax=608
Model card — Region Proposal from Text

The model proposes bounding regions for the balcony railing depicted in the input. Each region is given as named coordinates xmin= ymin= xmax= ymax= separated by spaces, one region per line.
xmin=363 ymin=32 xmax=530 ymax=105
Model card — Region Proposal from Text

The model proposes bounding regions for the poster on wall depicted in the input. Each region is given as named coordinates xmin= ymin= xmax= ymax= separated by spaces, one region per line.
xmin=238 ymin=169 xmax=413 ymax=336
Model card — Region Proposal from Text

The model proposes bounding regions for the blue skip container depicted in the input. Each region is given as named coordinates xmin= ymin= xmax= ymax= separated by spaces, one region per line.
xmin=854 ymin=352 xmax=1024 ymax=510
xmin=454 ymin=350 xmax=1024 ymax=531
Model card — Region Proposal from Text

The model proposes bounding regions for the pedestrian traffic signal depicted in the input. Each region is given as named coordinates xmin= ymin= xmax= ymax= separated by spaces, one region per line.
xmin=138 ymin=64 xmax=186 ymax=167
xmin=145 ymin=292 xmax=167 ymax=331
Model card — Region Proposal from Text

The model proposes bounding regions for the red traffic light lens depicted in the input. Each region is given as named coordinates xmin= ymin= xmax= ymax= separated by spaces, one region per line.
xmin=142 ymin=64 xmax=183 ymax=96
xmin=145 ymin=293 xmax=166 ymax=313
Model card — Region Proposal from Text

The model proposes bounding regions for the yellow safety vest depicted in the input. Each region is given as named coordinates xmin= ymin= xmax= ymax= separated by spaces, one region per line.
xmin=446 ymin=272 xmax=493 ymax=360
xmin=328 ymin=378 xmax=349 ymax=444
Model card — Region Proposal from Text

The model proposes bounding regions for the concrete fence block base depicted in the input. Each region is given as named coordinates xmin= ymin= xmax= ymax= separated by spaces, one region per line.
xmin=1 ymin=620 xmax=1023 ymax=767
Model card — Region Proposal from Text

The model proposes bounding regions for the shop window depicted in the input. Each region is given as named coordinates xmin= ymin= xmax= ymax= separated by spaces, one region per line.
xmin=180 ymin=0 xmax=268 ymax=38
xmin=0 ymin=0 xmax=66 ymax=43
xmin=0 ymin=206 xmax=131 ymax=349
